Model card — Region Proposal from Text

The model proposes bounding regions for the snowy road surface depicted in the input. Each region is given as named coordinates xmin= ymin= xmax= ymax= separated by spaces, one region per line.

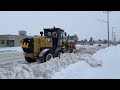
xmin=0 ymin=52 xmax=25 ymax=65
xmin=0 ymin=47 xmax=25 ymax=65
xmin=0 ymin=44 xmax=108 ymax=79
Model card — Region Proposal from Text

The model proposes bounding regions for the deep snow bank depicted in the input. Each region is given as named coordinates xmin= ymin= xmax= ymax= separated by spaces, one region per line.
xmin=0 ymin=45 xmax=106 ymax=79
xmin=0 ymin=54 xmax=102 ymax=79
xmin=92 ymin=45 xmax=120 ymax=78
xmin=0 ymin=53 xmax=98 ymax=79
xmin=0 ymin=62 xmax=35 ymax=79
xmin=50 ymin=45 xmax=120 ymax=79
xmin=50 ymin=61 xmax=93 ymax=79
xmin=0 ymin=53 xmax=84 ymax=79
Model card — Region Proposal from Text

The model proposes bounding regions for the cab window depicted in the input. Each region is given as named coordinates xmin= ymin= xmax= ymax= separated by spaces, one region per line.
xmin=47 ymin=32 xmax=51 ymax=36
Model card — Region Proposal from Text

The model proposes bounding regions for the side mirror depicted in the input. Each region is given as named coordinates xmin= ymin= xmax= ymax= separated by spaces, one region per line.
xmin=40 ymin=31 xmax=43 ymax=36
xmin=65 ymin=32 xmax=67 ymax=36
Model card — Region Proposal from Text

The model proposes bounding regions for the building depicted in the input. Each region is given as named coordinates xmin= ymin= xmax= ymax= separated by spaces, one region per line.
xmin=68 ymin=34 xmax=78 ymax=44
xmin=62 ymin=34 xmax=79 ymax=44
xmin=0 ymin=31 xmax=31 ymax=47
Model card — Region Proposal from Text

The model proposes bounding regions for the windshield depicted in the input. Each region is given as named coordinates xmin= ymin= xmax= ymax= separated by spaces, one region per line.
xmin=47 ymin=32 xmax=51 ymax=36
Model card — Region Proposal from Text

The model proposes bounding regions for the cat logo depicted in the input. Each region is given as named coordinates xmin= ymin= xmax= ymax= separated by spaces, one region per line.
xmin=46 ymin=38 xmax=51 ymax=43
xmin=21 ymin=43 xmax=29 ymax=48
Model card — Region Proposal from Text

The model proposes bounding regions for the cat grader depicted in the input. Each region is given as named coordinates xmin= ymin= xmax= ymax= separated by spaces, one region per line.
xmin=21 ymin=27 xmax=76 ymax=63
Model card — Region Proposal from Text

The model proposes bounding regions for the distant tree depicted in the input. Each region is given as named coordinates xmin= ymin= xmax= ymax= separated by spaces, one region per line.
xmin=80 ymin=40 xmax=83 ymax=44
xmin=98 ymin=39 xmax=101 ymax=41
xmin=103 ymin=39 xmax=107 ymax=44
xmin=89 ymin=37 xmax=93 ymax=45
xmin=98 ymin=39 xmax=102 ymax=46
xmin=90 ymin=37 xmax=93 ymax=42
xmin=84 ymin=39 xmax=87 ymax=42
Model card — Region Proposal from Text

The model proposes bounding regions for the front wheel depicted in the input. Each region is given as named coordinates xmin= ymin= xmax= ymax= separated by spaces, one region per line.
xmin=41 ymin=50 xmax=54 ymax=63
xmin=25 ymin=57 xmax=36 ymax=63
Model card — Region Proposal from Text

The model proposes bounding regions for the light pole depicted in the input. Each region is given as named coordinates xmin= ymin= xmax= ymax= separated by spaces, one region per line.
xmin=113 ymin=32 xmax=116 ymax=45
xmin=106 ymin=11 xmax=110 ymax=47
xmin=98 ymin=11 xmax=111 ymax=47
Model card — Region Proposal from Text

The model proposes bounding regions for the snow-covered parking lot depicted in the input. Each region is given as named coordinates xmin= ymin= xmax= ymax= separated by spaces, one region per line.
xmin=0 ymin=44 xmax=120 ymax=79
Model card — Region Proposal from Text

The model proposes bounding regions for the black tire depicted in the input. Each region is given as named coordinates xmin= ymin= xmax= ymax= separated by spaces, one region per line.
xmin=41 ymin=50 xmax=54 ymax=63
xmin=69 ymin=49 xmax=73 ymax=53
xmin=57 ymin=51 xmax=64 ymax=58
xmin=25 ymin=57 xmax=36 ymax=63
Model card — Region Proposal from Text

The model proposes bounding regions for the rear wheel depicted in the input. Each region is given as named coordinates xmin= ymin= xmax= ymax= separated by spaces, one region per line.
xmin=25 ymin=57 xmax=36 ymax=63
xmin=57 ymin=51 xmax=64 ymax=58
xmin=46 ymin=53 xmax=53 ymax=61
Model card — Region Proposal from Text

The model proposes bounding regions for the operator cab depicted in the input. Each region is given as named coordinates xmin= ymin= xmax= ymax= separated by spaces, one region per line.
xmin=43 ymin=27 xmax=65 ymax=48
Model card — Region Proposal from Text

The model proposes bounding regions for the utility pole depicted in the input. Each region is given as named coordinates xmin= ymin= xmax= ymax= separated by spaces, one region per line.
xmin=112 ymin=27 xmax=115 ymax=43
xmin=98 ymin=11 xmax=111 ymax=47
xmin=107 ymin=11 xmax=110 ymax=47
xmin=113 ymin=32 xmax=115 ymax=45
xmin=113 ymin=32 xmax=116 ymax=45
xmin=112 ymin=27 xmax=113 ymax=42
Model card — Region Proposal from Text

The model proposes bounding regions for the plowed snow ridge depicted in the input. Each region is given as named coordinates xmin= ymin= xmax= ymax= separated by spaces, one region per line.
xmin=0 ymin=45 xmax=107 ymax=79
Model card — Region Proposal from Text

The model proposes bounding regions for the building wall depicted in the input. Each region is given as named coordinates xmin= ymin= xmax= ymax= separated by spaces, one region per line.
xmin=0 ymin=35 xmax=31 ymax=47
xmin=0 ymin=36 xmax=9 ymax=47
xmin=19 ymin=31 xmax=27 ymax=36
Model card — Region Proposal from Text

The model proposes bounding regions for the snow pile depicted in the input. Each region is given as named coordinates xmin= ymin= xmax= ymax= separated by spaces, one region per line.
xmin=0 ymin=53 xmax=82 ymax=79
xmin=0 ymin=44 xmax=107 ymax=79
xmin=50 ymin=54 xmax=103 ymax=79
xmin=30 ymin=53 xmax=83 ymax=78
xmin=80 ymin=54 xmax=102 ymax=67
xmin=0 ymin=47 xmax=22 ymax=54
xmin=0 ymin=62 xmax=35 ymax=79
xmin=92 ymin=45 xmax=120 ymax=78
xmin=50 ymin=61 xmax=92 ymax=79
xmin=51 ymin=45 xmax=120 ymax=79
xmin=0 ymin=53 xmax=101 ymax=79
xmin=76 ymin=44 xmax=107 ymax=49
xmin=75 ymin=44 xmax=106 ymax=54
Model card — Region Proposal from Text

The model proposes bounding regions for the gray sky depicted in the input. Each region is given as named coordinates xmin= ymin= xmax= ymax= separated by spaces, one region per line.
xmin=0 ymin=11 xmax=120 ymax=41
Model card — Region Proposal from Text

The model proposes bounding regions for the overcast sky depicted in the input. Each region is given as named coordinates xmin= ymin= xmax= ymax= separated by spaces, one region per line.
xmin=0 ymin=11 xmax=120 ymax=41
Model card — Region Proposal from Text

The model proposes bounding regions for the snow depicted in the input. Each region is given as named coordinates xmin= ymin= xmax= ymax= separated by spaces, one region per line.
xmin=50 ymin=61 xmax=91 ymax=79
xmin=0 ymin=47 xmax=24 ymax=65
xmin=0 ymin=44 xmax=105 ymax=79
xmin=0 ymin=53 xmax=84 ymax=79
xmin=0 ymin=62 xmax=35 ymax=79
xmin=0 ymin=47 xmax=22 ymax=54
xmin=2 ymin=44 xmax=120 ymax=79
xmin=92 ymin=45 xmax=120 ymax=78
xmin=51 ymin=45 xmax=120 ymax=79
